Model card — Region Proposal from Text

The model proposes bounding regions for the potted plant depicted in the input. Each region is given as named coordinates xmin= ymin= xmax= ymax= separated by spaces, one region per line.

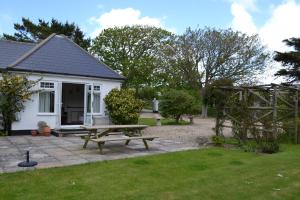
xmin=37 ymin=121 xmax=51 ymax=136
xmin=31 ymin=130 xmax=38 ymax=136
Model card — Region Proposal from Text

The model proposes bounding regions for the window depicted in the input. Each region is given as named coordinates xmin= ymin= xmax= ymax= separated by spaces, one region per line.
xmin=40 ymin=82 xmax=54 ymax=89
xmin=86 ymin=85 xmax=101 ymax=114
xmin=93 ymin=85 xmax=101 ymax=113
xmin=39 ymin=82 xmax=55 ymax=113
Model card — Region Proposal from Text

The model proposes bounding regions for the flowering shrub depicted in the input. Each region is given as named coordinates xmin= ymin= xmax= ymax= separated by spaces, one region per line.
xmin=104 ymin=88 xmax=144 ymax=124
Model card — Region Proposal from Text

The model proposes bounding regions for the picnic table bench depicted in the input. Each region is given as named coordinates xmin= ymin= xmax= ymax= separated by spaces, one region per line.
xmin=90 ymin=136 xmax=158 ymax=154
xmin=81 ymin=125 xmax=157 ymax=154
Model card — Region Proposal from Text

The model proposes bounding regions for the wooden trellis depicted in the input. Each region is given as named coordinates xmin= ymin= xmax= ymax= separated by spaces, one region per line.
xmin=217 ymin=84 xmax=299 ymax=144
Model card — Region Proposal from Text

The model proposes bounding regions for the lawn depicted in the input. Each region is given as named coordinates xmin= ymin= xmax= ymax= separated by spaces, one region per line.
xmin=139 ymin=117 xmax=190 ymax=126
xmin=1 ymin=145 xmax=300 ymax=200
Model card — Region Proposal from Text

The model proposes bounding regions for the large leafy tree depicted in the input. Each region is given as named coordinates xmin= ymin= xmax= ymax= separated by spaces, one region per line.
xmin=161 ymin=27 xmax=269 ymax=117
xmin=90 ymin=25 xmax=172 ymax=90
xmin=3 ymin=17 xmax=91 ymax=50
xmin=274 ymin=37 xmax=300 ymax=82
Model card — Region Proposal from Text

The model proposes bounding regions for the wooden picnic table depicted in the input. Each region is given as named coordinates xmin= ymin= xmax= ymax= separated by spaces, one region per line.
xmin=80 ymin=124 xmax=155 ymax=153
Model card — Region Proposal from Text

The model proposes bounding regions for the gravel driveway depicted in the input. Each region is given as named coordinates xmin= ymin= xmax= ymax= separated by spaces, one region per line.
xmin=143 ymin=117 xmax=232 ymax=147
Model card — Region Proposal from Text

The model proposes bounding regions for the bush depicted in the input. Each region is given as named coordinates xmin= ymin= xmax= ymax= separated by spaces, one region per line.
xmin=159 ymin=90 xmax=199 ymax=123
xmin=211 ymin=135 xmax=224 ymax=146
xmin=260 ymin=142 xmax=280 ymax=154
xmin=241 ymin=141 xmax=257 ymax=152
xmin=0 ymin=73 xmax=38 ymax=134
xmin=104 ymin=89 xmax=144 ymax=124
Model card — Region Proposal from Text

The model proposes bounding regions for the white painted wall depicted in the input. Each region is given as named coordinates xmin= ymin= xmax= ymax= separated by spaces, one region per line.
xmin=11 ymin=73 xmax=122 ymax=130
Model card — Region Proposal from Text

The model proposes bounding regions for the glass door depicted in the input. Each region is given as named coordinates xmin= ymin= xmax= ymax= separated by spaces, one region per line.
xmin=84 ymin=84 xmax=93 ymax=126
xmin=84 ymin=83 xmax=102 ymax=126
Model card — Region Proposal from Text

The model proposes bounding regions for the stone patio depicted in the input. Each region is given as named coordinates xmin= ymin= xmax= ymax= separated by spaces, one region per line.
xmin=0 ymin=135 xmax=198 ymax=173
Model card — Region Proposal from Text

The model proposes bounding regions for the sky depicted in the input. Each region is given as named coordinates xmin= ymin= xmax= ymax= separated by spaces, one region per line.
xmin=1 ymin=0 xmax=300 ymax=83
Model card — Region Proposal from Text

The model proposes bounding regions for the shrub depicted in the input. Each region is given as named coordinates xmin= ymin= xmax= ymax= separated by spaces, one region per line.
xmin=211 ymin=135 xmax=224 ymax=146
xmin=159 ymin=90 xmax=199 ymax=123
xmin=0 ymin=73 xmax=38 ymax=134
xmin=104 ymin=88 xmax=144 ymax=124
xmin=241 ymin=141 xmax=257 ymax=152
xmin=260 ymin=141 xmax=280 ymax=154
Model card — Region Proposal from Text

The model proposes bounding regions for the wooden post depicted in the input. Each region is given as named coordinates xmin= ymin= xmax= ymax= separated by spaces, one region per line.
xmin=295 ymin=88 xmax=299 ymax=144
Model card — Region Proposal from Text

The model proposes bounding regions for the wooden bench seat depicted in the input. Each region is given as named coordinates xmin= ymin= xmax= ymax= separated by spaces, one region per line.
xmin=90 ymin=136 xmax=158 ymax=154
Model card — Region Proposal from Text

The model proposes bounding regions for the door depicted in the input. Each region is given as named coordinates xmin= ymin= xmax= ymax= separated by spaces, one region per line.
xmin=84 ymin=84 xmax=93 ymax=126
xmin=56 ymin=82 xmax=62 ymax=129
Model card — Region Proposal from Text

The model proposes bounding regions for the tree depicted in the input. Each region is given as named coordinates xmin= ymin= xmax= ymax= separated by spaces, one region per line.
xmin=3 ymin=17 xmax=91 ymax=50
xmin=274 ymin=37 xmax=300 ymax=82
xmin=104 ymin=88 xmax=144 ymax=124
xmin=159 ymin=90 xmax=199 ymax=123
xmin=90 ymin=25 xmax=172 ymax=90
xmin=0 ymin=73 xmax=38 ymax=134
xmin=161 ymin=27 xmax=269 ymax=117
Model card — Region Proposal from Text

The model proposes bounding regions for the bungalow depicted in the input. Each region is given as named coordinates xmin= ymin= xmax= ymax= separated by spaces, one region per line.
xmin=0 ymin=33 xmax=125 ymax=133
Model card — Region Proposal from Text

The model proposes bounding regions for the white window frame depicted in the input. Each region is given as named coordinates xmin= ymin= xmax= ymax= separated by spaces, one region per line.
xmin=38 ymin=81 xmax=56 ymax=115
xmin=92 ymin=84 xmax=101 ymax=115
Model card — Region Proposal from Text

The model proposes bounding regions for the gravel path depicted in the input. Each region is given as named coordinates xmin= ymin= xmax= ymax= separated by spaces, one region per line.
xmin=143 ymin=117 xmax=232 ymax=147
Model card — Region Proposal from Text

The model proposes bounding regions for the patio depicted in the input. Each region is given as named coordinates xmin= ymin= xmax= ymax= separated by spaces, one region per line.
xmin=0 ymin=135 xmax=198 ymax=173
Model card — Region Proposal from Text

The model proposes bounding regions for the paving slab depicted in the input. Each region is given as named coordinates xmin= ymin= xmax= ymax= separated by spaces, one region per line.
xmin=0 ymin=135 xmax=198 ymax=173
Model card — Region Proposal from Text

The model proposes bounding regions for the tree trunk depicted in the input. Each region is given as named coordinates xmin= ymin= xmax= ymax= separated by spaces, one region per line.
xmin=201 ymin=104 xmax=208 ymax=118
xmin=200 ymin=83 xmax=208 ymax=118
xmin=3 ymin=117 xmax=12 ymax=136
xmin=215 ymin=117 xmax=220 ymax=136
xmin=175 ymin=116 xmax=180 ymax=124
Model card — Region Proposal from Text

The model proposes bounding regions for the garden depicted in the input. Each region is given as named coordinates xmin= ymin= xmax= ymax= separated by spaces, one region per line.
xmin=1 ymin=17 xmax=300 ymax=200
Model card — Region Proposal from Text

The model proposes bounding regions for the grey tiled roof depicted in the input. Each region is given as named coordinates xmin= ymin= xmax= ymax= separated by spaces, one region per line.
xmin=0 ymin=34 xmax=125 ymax=80
xmin=0 ymin=40 xmax=35 ymax=69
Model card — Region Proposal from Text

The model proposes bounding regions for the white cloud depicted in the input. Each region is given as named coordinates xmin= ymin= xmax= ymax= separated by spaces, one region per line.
xmin=90 ymin=8 xmax=166 ymax=38
xmin=259 ymin=0 xmax=300 ymax=51
xmin=231 ymin=0 xmax=300 ymax=51
xmin=230 ymin=0 xmax=300 ymax=83
xmin=229 ymin=0 xmax=257 ymax=11
xmin=231 ymin=3 xmax=257 ymax=34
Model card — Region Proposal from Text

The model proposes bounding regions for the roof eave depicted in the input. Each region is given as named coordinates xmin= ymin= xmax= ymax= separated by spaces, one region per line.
xmin=6 ymin=67 xmax=126 ymax=81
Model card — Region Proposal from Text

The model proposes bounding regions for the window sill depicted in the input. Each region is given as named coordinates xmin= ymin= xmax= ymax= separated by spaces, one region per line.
xmin=93 ymin=114 xmax=103 ymax=117
xmin=86 ymin=113 xmax=103 ymax=116
xmin=37 ymin=113 xmax=56 ymax=116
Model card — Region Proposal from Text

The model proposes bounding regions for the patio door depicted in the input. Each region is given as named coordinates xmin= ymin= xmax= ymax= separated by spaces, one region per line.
xmin=84 ymin=83 xmax=102 ymax=126
xmin=56 ymin=82 xmax=62 ymax=129
xmin=84 ymin=84 xmax=93 ymax=126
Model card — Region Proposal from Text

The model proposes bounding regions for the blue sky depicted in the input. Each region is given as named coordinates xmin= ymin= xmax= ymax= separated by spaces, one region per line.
xmin=0 ymin=0 xmax=291 ymax=36
xmin=1 ymin=0 xmax=300 ymax=82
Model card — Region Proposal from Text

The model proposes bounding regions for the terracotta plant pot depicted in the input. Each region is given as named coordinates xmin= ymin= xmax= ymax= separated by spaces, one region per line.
xmin=43 ymin=127 xmax=51 ymax=136
xmin=31 ymin=130 xmax=38 ymax=136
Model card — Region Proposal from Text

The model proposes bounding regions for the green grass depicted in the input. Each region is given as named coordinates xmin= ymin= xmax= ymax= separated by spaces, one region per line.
xmin=138 ymin=117 xmax=190 ymax=126
xmin=1 ymin=145 xmax=300 ymax=199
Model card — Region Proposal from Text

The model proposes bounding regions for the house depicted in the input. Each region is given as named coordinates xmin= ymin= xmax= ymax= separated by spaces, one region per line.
xmin=0 ymin=33 xmax=125 ymax=133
